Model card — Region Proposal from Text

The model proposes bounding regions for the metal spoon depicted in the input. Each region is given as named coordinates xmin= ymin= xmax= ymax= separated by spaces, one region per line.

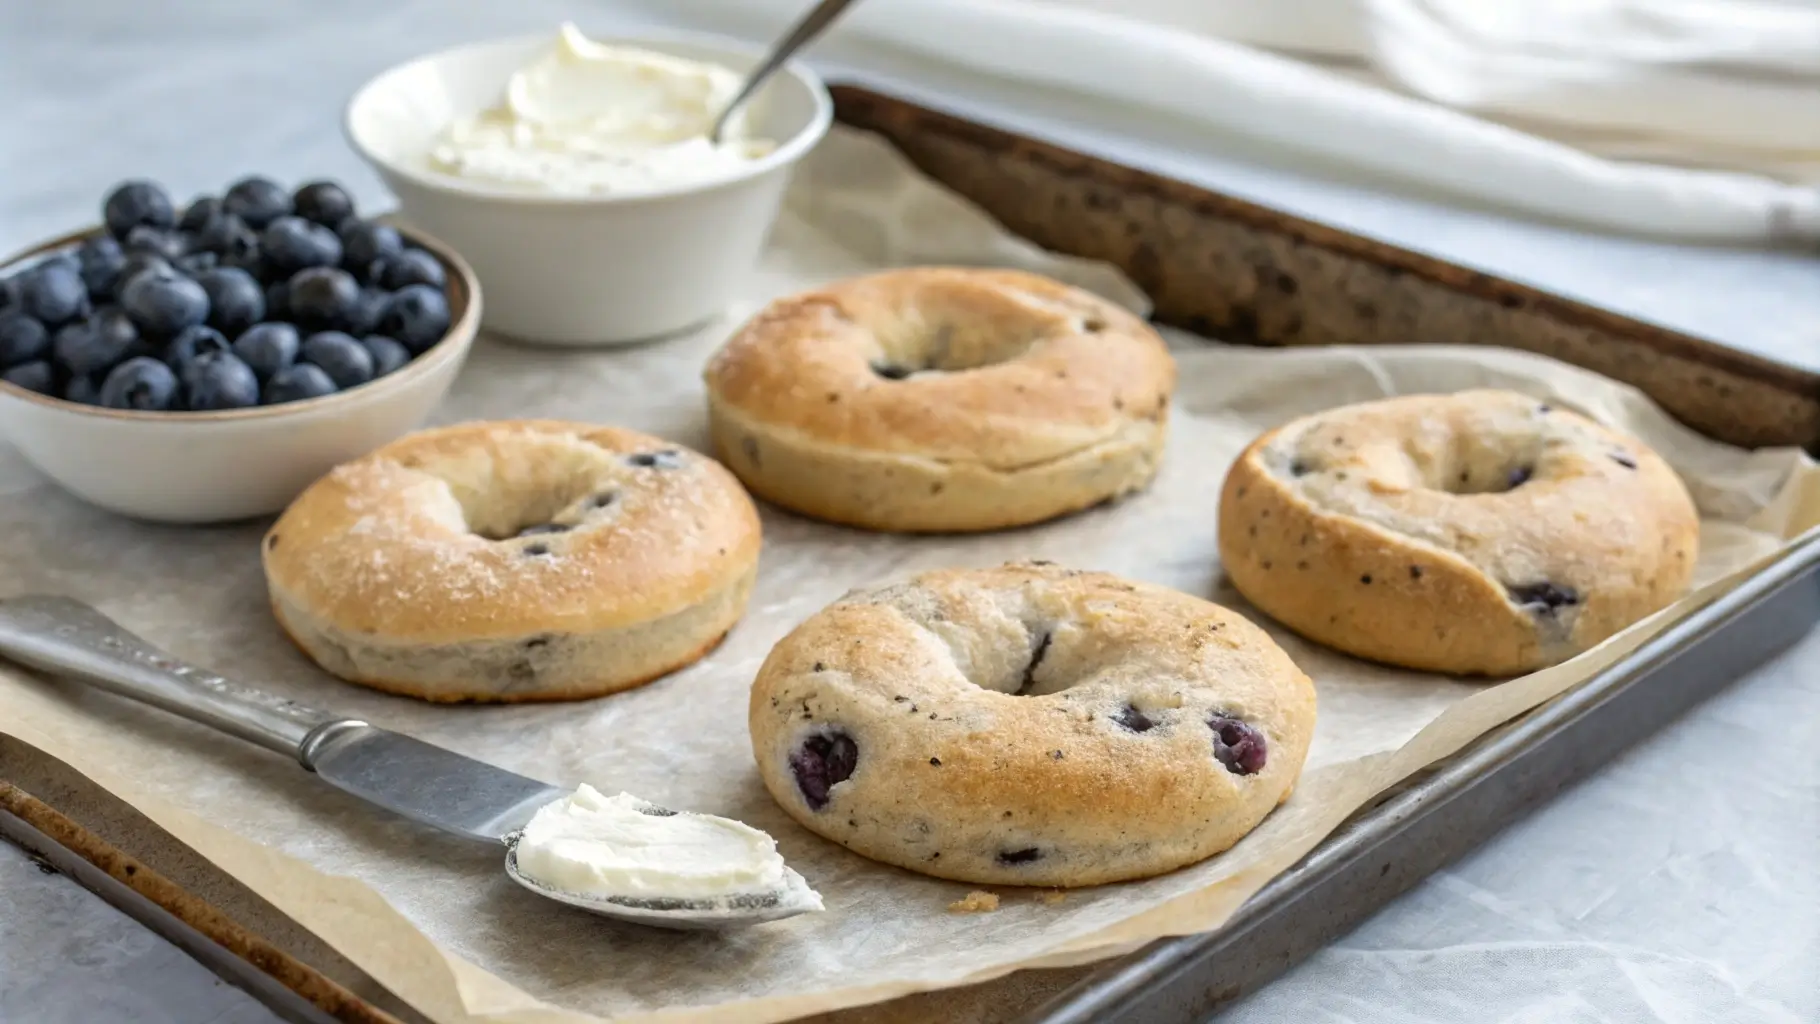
xmin=0 ymin=594 xmax=822 ymax=931
xmin=710 ymin=0 xmax=862 ymax=143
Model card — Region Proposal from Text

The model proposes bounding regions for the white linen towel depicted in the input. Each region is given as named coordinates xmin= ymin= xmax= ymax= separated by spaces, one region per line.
xmin=654 ymin=0 xmax=1820 ymax=246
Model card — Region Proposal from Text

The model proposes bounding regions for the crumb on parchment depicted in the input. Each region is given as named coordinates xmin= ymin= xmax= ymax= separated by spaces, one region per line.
xmin=948 ymin=890 xmax=1000 ymax=913
xmin=1038 ymin=890 xmax=1066 ymax=905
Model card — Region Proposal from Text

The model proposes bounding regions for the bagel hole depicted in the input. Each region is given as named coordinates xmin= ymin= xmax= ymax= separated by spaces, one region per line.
xmin=429 ymin=440 xmax=632 ymax=541
xmin=872 ymin=313 xmax=1053 ymax=379
xmin=1445 ymin=463 xmax=1537 ymax=495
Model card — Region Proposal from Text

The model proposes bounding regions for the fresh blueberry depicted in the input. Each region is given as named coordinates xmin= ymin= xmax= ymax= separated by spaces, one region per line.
xmin=178 ymin=196 xmax=224 ymax=233
xmin=337 ymin=220 xmax=401 ymax=279
xmin=264 ymin=280 xmax=291 ymax=321
xmin=195 ymin=267 xmax=264 ymax=335
xmin=161 ymin=324 xmax=231 ymax=367
xmin=379 ymin=284 xmax=450 ymax=353
xmin=286 ymin=267 xmax=359 ymax=331
xmin=346 ymin=288 xmax=390 ymax=336
xmin=121 ymin=272 xmax=209 ymax=338
xmin=181 ymin=350 xmax=260 ymax=410
xmin=292 ymin=181 xmax=354 ymax=228
xmin=232 ymin=322 xmax=299 ymax=380
xmin=362 ymin=335 xmax=410 ymax=377
xmin=261 ymin=215 xmax=343 ymax=274
xmin=0 ymin=313 xmax=49 ymax=367
xmin=300 ymin=331 xmax=374 ymax=389
xmin=98 ymin=356 xmax=179 ymax=411
xmin=1 ymin=360 xmax=55 ymax=396
xmin=117 ymin=253 xmax=174 ymax=292
xmin=377 ymin=248 xmax=446 ymax=290
xmin=262 ymin=362 xmax=338 ymax=405
xmin=53 ymin=317 xmax=135 ymax=377
xmin=222 ymin=176 xmax=292 ymax=229
xmin=102 ymin=180 xmax=176 ymax=239
xmin=19 ymin=264 xmax=89 ymax=326
xmin=93 ymin=305 xmax=149 ymax=360
xmin=63 ymin=374 xmax=100 ymax=404
xmin=76 ymin=235 xmax=127 ymax=299
xmin=191 ymin=212 xmax=258 ymax=261
xmin=123 ymin=225 xmax=190 ymax=263
xmin=0 ymin=276 xmax=18 ymax=316
xmin=174 ymin=250 xmax=219 ymax=277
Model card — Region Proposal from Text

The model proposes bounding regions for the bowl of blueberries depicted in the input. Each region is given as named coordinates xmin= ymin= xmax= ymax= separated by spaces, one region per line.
xmin=0 ymin=175 xmax=479 ymax=524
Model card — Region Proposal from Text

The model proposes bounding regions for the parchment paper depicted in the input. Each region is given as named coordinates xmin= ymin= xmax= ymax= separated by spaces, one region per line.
xmin=1 ymin=126 xmax=1816 ymax=1024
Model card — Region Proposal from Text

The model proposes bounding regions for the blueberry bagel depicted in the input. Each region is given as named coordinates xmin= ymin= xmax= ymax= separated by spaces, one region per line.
xmin=1219 ymin=390 xmax=1700 ymax=676
xmin=702 ymin=268 xmax=1176 ymax=533
xmin=749 ymin=562 xmax=1316 ymax=887
xmin=263 ymin=420 xmax=761 ymax=702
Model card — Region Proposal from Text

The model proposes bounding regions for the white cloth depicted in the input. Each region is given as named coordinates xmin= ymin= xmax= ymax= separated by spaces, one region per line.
xmin=657 ymin=0 xmax=1820 ymax=246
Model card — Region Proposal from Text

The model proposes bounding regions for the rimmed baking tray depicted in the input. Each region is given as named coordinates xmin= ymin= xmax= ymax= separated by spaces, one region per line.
xmin=3 ymin=84 xmax=1817 ymax=1024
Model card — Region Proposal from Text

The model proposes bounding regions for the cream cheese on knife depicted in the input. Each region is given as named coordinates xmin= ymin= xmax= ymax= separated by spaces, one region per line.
xmin=513 ymin=785 xmax=817 ymax=904
xmin=427 ymin=22 xmax=776 ymax=195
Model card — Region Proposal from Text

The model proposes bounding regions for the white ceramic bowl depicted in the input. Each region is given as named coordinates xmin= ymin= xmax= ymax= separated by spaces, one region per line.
xmin=0 ymin=226 xmax=480 ymax=525
xmin=344 ymin=30 xmax=833 ymax=346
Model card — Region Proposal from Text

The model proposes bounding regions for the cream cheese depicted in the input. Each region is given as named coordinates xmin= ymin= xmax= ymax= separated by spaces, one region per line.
xmin=513 ymin=785 xmax=795 ymax=901
xmin=427 ymin=23 xmax=775 ymax=195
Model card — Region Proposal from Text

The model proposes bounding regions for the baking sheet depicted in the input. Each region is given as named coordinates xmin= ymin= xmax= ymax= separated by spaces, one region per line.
xmin=0 ymin=125 xmax=1815 ymax=1024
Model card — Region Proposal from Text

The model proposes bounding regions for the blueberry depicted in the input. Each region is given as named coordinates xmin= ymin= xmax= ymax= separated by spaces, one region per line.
xmin=19 ymin=264 xmax=89 ymax=326
xmin=178 ymin=196 xmax=224 ymax=233
xmin=222 ymin=176 xmax=292 ymax=229
xmin=1507 ymin=581 xmax=1579 ymax=613
xmin=626 ymin=449 xmax=685 ymax=470
xmin=1507 ymin=465 xmax=1533 ymax=489
xmin=1113 ymin=704 xmax=1156 ymax=733
xmin=161 ymin=324 xmax=231 ymax=367
xmin=264 ymin=280 xmax=290 ymax=321
xmin=292 ymin=181 xmax=354 ymax=228
xmin=63 ymin=374 xmax=100 ymax=404
xmin=123 ymin=225 xmax=190 ymax=262
xmin=378 ymin=248 xmax=446 ymax=290
xmin=181 ymin=350 xmax=260 ymax=410
xmin=262 ymin=362 xmax=338 ymax=405
xmin=0 ymin=276 xmax=18 ymax=316
xmin=93 ymin=305 xmax=149 ymax=359
xmin=121 ymin=272 xmax=209 ymax=338
xmin=76 ymin=235 xmax=127 ymax=299
xmin=300 ymin=331 xmax=374 ymax=389
xmin=102 ymin=180 xmax=176 ymax=239
xmin=261 ymin=216 xmax=342 ymax=273
xmin=346 ymin=288 xmax=390 ymax=336
xmin=191 ymin=213 xmax=258 ymax=261
xmin=98 ymin=357 xmax=179 ymax=411
xmin=871 ymin=362 xmax=913 ymax=380
xmin=232 ymin=322 xmax=299 ymax=380
xmin=1208 ymin=715 xmax=1267 ymax=775
xmin=362 ymin=334 xmax=410 ymax=377
xmin=0 ymin=313 xmax=49 ymax=367
xmin=789 ymin=731 xmax=859 ymax=811
xmin=195 ymin=267 xmax=264 ymax=336
xmin=52 ymin=317 xmax=136 ymax=377
xmin=1 ymin=360 xmax=54 ymax=396
xmin=379 ymin=284 xmax=450 ymax=353
xmin=117 ymin=253 xmax=174 ymax=292
xmin=997 ymin=848 xmax=1043 ymax=865
xmin=173 ymin=250 xmax=219 ymax=277
xmin=286 ymin=267 xmax=359 ymax=331
xmin=338 ymin=220 xmax=401 ymax=278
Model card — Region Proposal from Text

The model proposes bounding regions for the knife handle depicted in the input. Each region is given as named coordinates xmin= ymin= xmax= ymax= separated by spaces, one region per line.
xmin=0 ymin=594 xmax=356 ymax=761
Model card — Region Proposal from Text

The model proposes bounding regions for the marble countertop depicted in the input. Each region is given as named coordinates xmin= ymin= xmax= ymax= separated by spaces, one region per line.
xmin=1 ymin=3 xmax=1816 ymax=1023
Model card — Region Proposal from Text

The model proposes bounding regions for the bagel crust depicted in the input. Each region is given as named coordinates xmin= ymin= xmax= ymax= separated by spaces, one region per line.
xmin=262 ymin=420 xmax=761 ymax=702
xmin=749 ymin=562 xmax=1316 ymax=887
xmin=1218 ymin=390 xmax=1701 ymax=676
xmin=702 ymin=268 xmax=1177 ymax=533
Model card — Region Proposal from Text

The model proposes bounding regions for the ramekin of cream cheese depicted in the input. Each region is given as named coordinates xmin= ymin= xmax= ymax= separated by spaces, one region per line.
xmin=512 ymin=784 xmax=807 ymax=902
xmin=427 ymin=23 xmax=777 ymax=196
